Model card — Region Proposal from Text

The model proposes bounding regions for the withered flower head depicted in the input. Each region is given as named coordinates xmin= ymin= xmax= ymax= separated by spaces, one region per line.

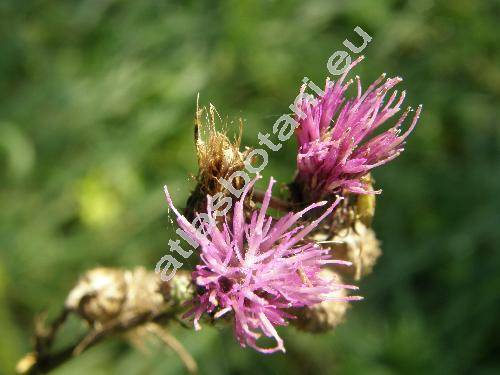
xmin=185 ymin=102 xmax=248 ymax=219
xmin=65 ymin=268 xmax=127 ymax=326
xmin=65 ymin=267 xmax=187 ymax=327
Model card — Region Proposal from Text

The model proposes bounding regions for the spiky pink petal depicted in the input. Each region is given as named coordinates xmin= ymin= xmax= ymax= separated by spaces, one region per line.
xmin=295 ymin=56 xmax=422 ymax=201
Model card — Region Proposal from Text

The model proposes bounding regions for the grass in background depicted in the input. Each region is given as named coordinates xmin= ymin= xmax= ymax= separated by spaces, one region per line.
xmin=1 ymin=1 xmax=499 ymax=374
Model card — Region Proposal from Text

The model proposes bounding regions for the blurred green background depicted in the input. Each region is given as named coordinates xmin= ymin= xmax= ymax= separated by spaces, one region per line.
xmin=1 ymin=0 xmax=499 ymax=374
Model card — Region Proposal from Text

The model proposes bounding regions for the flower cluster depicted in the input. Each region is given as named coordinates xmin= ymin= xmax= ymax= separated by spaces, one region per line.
xmin=294 ymin=56 xmax=422 ymax=201
xmin=161 ymin=60 xmax=422 ymax=354
xmin=164 ymin=177 xmax=359 ymax=353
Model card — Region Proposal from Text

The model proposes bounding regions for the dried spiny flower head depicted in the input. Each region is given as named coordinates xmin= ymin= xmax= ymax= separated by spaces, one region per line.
xmin=186 ymin=102 xmax=248 ymax=220
xmin=65 ymin=268 xmax=127 ymax=326
xmin=65 ymin=267 xmax=193 ymax=327
xmin=164 ymin=176 xmax=361 ymax=353
xmin=294 ymin=55 xmax=422 ymax=202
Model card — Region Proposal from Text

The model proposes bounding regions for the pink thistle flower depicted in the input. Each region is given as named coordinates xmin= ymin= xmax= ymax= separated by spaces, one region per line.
xmin=164 ymin=177 xmax=360 ymax=353
xmin=295 ymin=56 xmax=422 ymax=201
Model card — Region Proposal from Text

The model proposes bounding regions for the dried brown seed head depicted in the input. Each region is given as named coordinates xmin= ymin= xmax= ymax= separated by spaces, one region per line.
xmin=186 ymin=103 xmax=248 ymax=219
xmin=65 ymin=267 xmax=178 ymax=327
xmin=65 ymin=267 xmax=127 ymax=325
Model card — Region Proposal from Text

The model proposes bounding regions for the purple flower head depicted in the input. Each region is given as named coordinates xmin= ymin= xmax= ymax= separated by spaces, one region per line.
xmin=295 ymin=56 xmax=422 ymax=201
xmin=164 ymin=177 xmax=360 ymax=353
